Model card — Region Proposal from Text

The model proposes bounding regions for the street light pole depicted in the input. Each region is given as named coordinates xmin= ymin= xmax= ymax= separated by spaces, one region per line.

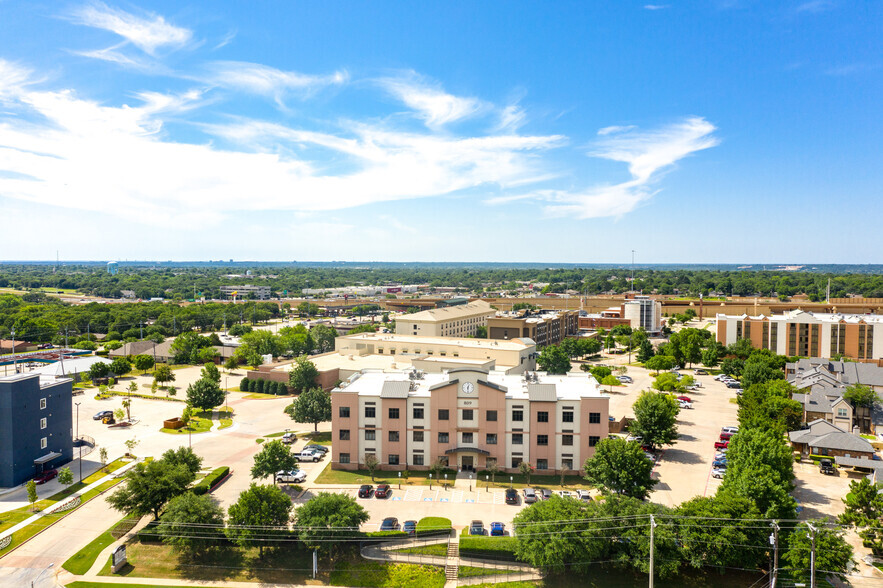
xmin=31 ymin=562 xmax=54 ymax=588
xmin=75 ymin=402 xmax=82 ymax=483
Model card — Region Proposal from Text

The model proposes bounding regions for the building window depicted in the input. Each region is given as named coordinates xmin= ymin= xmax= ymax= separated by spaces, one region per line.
xmin=40 ymin=417 xmax=47 ymax=430
xmin=486 ymin=410 xmax=497 ymax=422
xmin=339 ymin=406 xmax=350 ymax=418
xmin=837 ymin=408 xmax=848 ymax=418
xmin=389 ymin=431 xmax=400 ymax=442
xmin=512 ymin=409 xmax=523 ymax=422
xmin=389 ymin=408 xmax=400 ymax=419
xmin=340 ymin=453 xmax=350 ymax=464
xmin=512 ymin=433 xmax=523 ymax=445
xmin=537 ymin=434 xmax=549 ymax=446
xmin=536 ymin=459 xmax=548 ymax=470
xmin=562 ymin=434 xmax=573 ymax=446
xmin=562 ymin=459 xmax=573 ymax=470
xmin=339 ymin=429 xmax=350 ymax=440
xmin=589 ymin=412 xmax=601 ymax=424
xmin=365 ymin=406 xmax=376 ymax=418
xmin=413 ymin=407 xmax=424 ymax=419
xmin=389 ymin=455 xmax=400 ymax=466
xmin=462 ymin=409 xmax=474 ymax=421
xmin=438 ymin=432 xmax=450 ymax=443
xmin=40 ymin=398 xmax=47 ymax=410
xmin=589 ymin=436 xmax=600 ymax=447
xmin=413 ymin=431 xmax=424 ymax=442
xmin=512 ymin=457 xmax=523 ymax=468
xmin=537 ymin=411 xmax=549 ymax=423
xmin=439 ymin=409 xmax=449 ymax=421
xmin=486 ymin=433 xmax=497 ymax=445
xmin=365 ymin=430 xmax=376 ymax=441
xmin=40 ymin=437 xmax=47 ymax=449
xmin=562 ymin=411 xmax=574 ymax=423
xmin=462 ymin=432 xmax=474 ymax=444
xmin=412 ymin=454 xmax=424 ymax=466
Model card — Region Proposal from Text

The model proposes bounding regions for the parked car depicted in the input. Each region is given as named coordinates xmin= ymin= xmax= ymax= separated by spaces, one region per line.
xmin=374 ymin=484 xmax=391 ymax=498
xmin=490 ymin=522 xmax=506 ymax=536
xmin=644 ymin=452 xmax=657 ymax=462
xmin=694 ymin=369 xmax=708 ymax=375
xmin=714 ymin=440 xmax=729 ymax=449
xmin=726 ymin=381 xmax=742 ymax=389
xmin=721 ymin=426 xmax=739 ymax=435
xmin=711 ymin=468 xmax=726 ymax=479
xmin=712 ymin=459 xmax=728 ymax=468
xmin=540 ymin=488 xmax=553 ymax=500
xmin=714 ymin=452 xmax=727 ymax=461
xmin=34 ymin=469 xmax=58 ymax=484
xmin=626 ymin=434 xmax=642 ymax=442
xmin=617 ymin=375 xmax=633 ymax=383
xmin=38 ymin=343 xmax=53 ymax=349
xmin=276 ymin=470 xmax=306 ymax=484
xmin=676 ymin=395 xmax=692 ymax=403
xmin=403 ymin=520 xmax=417 ymax=536
xmin=505 ymin=488 xmax=519 ymax=505
xmin=358 ymin=484 xmax=374 ymax=498
xmin=281 ymin=432 xmax=297 ymax=444
xmin=820 ymin=459 xmax=836 ymax=475
xmin=576 ymin=489 xmax=592 ymax=501
xmin=522 ymin=488 xmax=538 ymax=504
xmin=714 ymin=374 xmax=728 ymax=381
xmin=557 ymin=490 xmax=574 ymax=499
xmin=380 ymin=517 xmax=399 ymax=531
xmin=470 ymin=520 xmax=486 ymax=535
xmin=679 ymin=400 xmax=693 ymax=410
xmin=93 ymin=410 xmax=113 ymax=421
xmin=719 ymin=432 xmax=735 ymax=441
xmin=303 ymin=444 xmax=328 ymax=454
xmin=293 ymin=450 xmax=322 ymax=462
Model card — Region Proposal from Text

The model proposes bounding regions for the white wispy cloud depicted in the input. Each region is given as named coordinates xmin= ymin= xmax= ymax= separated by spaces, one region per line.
xmin=68 ymin=2 xmax=192 ymax=55
xmin=644 ymin=4 xmax=670 ymax=10
xmin=202 ymin=61 xmax=347 ymax=103
xmin=0 ymin=59 xmax=33 ymax=96
xmin=824 ymin=63 xmax=879 ymax=76
xmin=379 ymin=73 xmax=486 ymax=128
xmin=796 ymin=0 xmax=835 ymax=14
xmin=597 ymin=125 xmax=636 ymax=136
xmin=496 ymin=104 xmax=527 ymax=132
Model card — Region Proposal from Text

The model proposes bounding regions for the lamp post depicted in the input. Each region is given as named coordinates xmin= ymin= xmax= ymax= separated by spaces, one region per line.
xmin=429 ymin=473 xmax=432 ymax=489
xmin=74 ymin=402 xmax=82 ymax=483
xmin=444 ymin=473 xmax=447 ymax=490
xmin=468 ymin=473 xmax=472 ymax=492
xmin=398 ymin=471 xmax=401 ymax=489
xmin=31 ymin=562 xmax=53 ymax=588
xmin=485 ymin=475 xmax=489 ymax=492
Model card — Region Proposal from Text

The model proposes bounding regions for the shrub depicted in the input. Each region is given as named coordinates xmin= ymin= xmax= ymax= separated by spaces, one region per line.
xmin=240 ymin=377 xmax=250 ymax=392
xmin=459 ymin=535 xmax=518 ymax=561
xmin=364 ymin=530 xmax=410 ymax=540
xmin=192 ymin=466 xmax=230 ymax=495
xmin=256 ymin=379 xmax=265 ymax=394
xmin=416 ymin=517 xmax=453 ymax=537
xmin=249 ymin=379 xmax=257 ymax=392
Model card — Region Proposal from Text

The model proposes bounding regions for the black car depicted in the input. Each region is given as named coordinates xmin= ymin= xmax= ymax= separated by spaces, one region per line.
xmin=726 ymin=381 xmax=742 ymax=389
xmin=470 ymin=520 xmax=485 ymax=536
xmin=358 ymin=484 xmax=373 ymax=498
xmin=820 ymin=459 xmax=836 ymax=475
xmin=93 ymin=410 xmax=113 ymax=420
xmin=403 ymin=520 xmax=417 ymax=536
xmin=505 ymin=488 xmax=519 ymax=505
xmin=380 ymin=517 xmax=399 ymax=531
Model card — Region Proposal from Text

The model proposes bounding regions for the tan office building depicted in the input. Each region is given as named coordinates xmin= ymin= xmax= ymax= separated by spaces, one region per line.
xmin=487 ymin=310 xmax=579 ymax=347
xmin=395 ymin=300 xmax=495 ymax=338
xmin=331 ymin=368 xmax=609 ymax=475
xmin=716 ymin=309 xmax=883 ymax=361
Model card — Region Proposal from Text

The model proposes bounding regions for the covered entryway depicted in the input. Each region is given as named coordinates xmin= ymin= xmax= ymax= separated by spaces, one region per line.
xmin=444 ymin=447 xmax=490 ymax=473
xmin=34 ymin=451 xmax=62 ymax=474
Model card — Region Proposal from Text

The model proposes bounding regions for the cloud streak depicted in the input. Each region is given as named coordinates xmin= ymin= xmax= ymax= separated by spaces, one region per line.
xmin=68 ymin=2 xmax=192 ymax=55
xmin=379 ymin=73 xmax=485 ymax=128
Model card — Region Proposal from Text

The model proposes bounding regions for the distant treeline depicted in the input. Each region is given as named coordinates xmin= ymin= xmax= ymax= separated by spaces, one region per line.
xmin=1 ymin=264 xmax=883 ymax=300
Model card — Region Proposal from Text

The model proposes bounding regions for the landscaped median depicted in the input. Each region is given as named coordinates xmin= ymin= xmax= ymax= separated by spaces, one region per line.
xmin=459 ymin=528 xmax=519 ymax=562
xmin=62 ymin=517 xmax=138 ymax=575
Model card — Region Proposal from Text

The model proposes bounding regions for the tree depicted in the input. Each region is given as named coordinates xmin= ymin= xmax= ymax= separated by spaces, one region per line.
xmin=583 ymin=437 xmax=657 ymax=499
xmin=226 ymin=484 xmax=293 ymax=558
xmin=109 ymin=357 xmax=131 ymax=377
xmin=536 ymin=344 xmax=571 ymax=375
xmin=99 ymin=447 xmax=108 ymax=470
xmin=181 ymin=405 xmax=193 ymax=426
xmin=58 ymin=466 xmax=73 ymax=487
xmin=475 ymin=325 xmax=488 ymax=338
xmin=288 ymin=355 xmax=319 ymax=393
xmin=651 ymin=372 xmax=681 ymax=392
xmin=157 ymin=492 xmax=225 ymax=555
xmin=630 ymin=391 xmax=679 ymax=449
xmin=26 ymin=480 xmax=37 ymax=511
xmin=839 ymin=477 xmax=883 ymax=552
xmin=844 ymin=383 xmax=880 ymax=409
xmin=88 ymin=361 xmax=110 ymax=381
xmin=170 ymin=331 xmax=212 ymax=364
xmin=701 ymin=346 xmax=719 ymax=367
xmin=518 ymin=461 xmax=534 ymax=485
xmin=124 ymin=437 xmax=139 ymax=455
xmin=644 ymin=355 xmax=674 ymax=374
xmin=429 ymin=457 xmax=445 ymax=481
xmin=740 ymin=356 xmax=784 ymax=389
xmin=284 ymin=387 xmax=331 ymax=432
xmin=589 ymin=365 xmax=612 ymax=381
xmin=485 ymin=459 xmax=501 ymax=484
xmin=294 ymin=492 xmax=369 ymax=557
xmin=251 ymin=440 xmax=298 ymax=484
xmin=121 ymin=398 xmax=132 ymax=421
xmin=224 ymin=356 xmax=238 ymax=372
xmin=153 ymin=364 xmax=175 ymax=386
xmin=636 ymin=339 xmax=655 ymax=363
xmin=310 ymin=324 xmax=338 ymax=353
xmin=720 ymin=357 xmax=744 ymax=378
xmin=161 ymin=447 xmax=203 ymax=475
xmin=196 ymin=347 xmax=220 ymax=364
xmin=106 ymin=460 xmax=195 ymax=518
xmin=601 ymin=375 xmax=620 ymax=392
xmin=719 ymin=428 xmax=796 ymax=519
xmin=186 ymin=378 xmax=225 ymax=412
xmin=127 ymin=381 xmax=138 ymax=395
xmin=782 ymin=520 xmax=853 ymax=582
xmin=133 ymin=354 xmax=155 ymax=372
xmin=364 ymin=454 xmax=380 ymax=481
xmin=675 ymin=493 xmax=767 ymax=571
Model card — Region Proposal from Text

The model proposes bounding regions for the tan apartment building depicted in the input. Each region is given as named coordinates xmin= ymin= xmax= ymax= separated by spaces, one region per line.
xmin=487 ymin=310 xmax=579 ymax=347
xmin=331 ymin=368 xmax=609 ymax=475
xmin=716 ymin=310 xmax=883 ymax=361
xmin=395 ymin=300 xmax=495 ymax=338
xmin=578 ymin=295 xmax=663 ymax=333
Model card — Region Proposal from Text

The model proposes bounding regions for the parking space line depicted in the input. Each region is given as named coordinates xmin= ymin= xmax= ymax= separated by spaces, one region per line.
xmin=451 ymin=490 xmax=464 ymax=503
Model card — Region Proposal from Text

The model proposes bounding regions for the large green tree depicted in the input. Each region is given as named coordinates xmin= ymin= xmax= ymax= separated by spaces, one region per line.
xmin=288 ymin=355 xmax=319 ymax=393
xmin=153 ymin=364 xmax=175 ymax=386
xmin=583 ymin=437 xmax=657 ymax=499
xmin=200 ymin=361 xmax=221 ymax=385
xmin=839 ymin=478 xmax=883 ymax=552
xmin=132 ymin=354 xmax=155 ymax=372
xmin=284 ymin=387 xmax=331 ymax=432
xmin=719 ymin=428 xmax=796 ymax=519
xmin=186 ymin=378 xmax=225 ymax=412
xmin=160 ymin=447 xmax=203 ymax=475
xmin=294 ymin=492 xmax=369 ymax=557
xmin=251 ymin=440 xmax=298 ymax=484
xmin=157 ymin=492 xmax=225 ymax=555
xmin=782 ymin=520 xmax=853 ymax=583
xmin=629 ymin=391 xmax=679 ymax=449
xmin=536 ymin=344 xmax=571 ymax=375
xmin=109 ymin=357 xmax=132 ymax=377
xmin=843 ymin=383 xmax=881 ymax=408
xmin=310 ymin=324 xmax=339 ymax=353
xmin=226 ymin=484 xmax=293 ymax=558
xmin=644 ymin=354 xmax=674 ymax=373
xmin=106 ymin=460 xmax=195 ymax=518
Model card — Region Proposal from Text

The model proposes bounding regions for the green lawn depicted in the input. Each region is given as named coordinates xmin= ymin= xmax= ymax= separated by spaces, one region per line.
xmin=459 ymin=565 xmax=511 ymax=577
xmin=243 ymin=392 xmax=289 ymax=399
xmin=392 ymin=543 xmax=447 ymax=557
xmin=160 ymin=416 xmax=213 ymax=435
xmin=83 ymin=457 xmax=131 ymax=484
xmin=329 ymin=559 xmax=445 ymax=588
xmin=303 ymin=431 xmax=331 ymax=445
xmin=68 ymin=583 xmax=195 ymax=588
xmin=63 ymin=526 xmax=119 ymax=574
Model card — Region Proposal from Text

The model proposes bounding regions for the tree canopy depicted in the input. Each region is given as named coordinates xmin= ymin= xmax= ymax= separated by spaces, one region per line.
xmin=226 ymin=484 xmax=293 ymax=557
xmin=251 ymin=440 xmax=298 ymax=484
xmin=582 ymin=437 xmax=657 ymax=499
xmin=284 ymin=387 xmax=331 ymax=431
xmin=629 ymin=391 xmax=679 ymax=449
xmin=536 ymin=344 xmax=571 ymax=375
xmin=106 ymin=459 xmax=195 ymax=518
xmin=186 ymin=377 xmax=225 ymax=411
xmin=288 ymin=355 xmax=319 ymax=393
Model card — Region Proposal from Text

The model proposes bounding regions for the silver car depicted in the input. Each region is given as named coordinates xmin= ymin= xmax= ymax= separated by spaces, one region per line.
xmin=522 ymin=488 xmax=538 ymax=504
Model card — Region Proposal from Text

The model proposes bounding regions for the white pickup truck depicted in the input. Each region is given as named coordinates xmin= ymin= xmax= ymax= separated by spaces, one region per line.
xmin=293 ymin=450 xmax=323 ymax=462
xmin=276 ymin=470 xmax=307 ymax=483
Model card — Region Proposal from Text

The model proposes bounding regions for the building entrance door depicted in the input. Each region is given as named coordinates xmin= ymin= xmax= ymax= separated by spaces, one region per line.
xmin=461 ymin=456 xmax=474 ymax=471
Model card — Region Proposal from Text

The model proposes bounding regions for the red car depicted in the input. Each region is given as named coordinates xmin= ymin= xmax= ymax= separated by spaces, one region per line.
xmin=676 ymin=396 xmax=692 ymax=403
xmin=714 ymin=440 xmax=729 ymax=449
xmin=374 ymin=484 xmax=391 ymax=498
xmin=34 ymin=469 xmax=58 ymax=484
xmin=719 ymin=431 xmax=734 ymax=441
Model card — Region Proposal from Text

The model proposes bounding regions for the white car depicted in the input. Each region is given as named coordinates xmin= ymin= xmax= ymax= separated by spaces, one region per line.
xmin=679 ymin=400 xmax=693 ymax=409
xmin=626 ymin=434 xmax=643 ymax=442
xmin=721 ymin=426 xmax=739 ymax=435
xmin=711 ymin=468 xmax=726 ymax=479
xmin=575 ymin=489 xmax=592 ymax=501
xmin=714 ymin=452 xmax=727 ymax=460
xmin=557 ymin=490 xmax=574 ymax=499
xmin=276 ymin=470 xmax=307 ymax=483
xmin=293 ymin=450 xmax=323 ymax=462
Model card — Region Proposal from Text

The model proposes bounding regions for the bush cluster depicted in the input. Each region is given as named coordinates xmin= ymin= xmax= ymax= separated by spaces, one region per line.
xmin=192 ymin=466 xmax=230 ymax=496
xmin=240 ymin=377 xmax=288 ymax=395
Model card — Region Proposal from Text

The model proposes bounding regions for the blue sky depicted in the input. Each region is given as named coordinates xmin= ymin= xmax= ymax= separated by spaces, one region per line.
xmin=0 ymin=1 xmax=880 ymax=263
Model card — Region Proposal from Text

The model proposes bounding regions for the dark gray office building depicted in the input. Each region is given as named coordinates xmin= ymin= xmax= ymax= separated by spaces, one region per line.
xmin=0 ymin=373 xmax=73 ymax=487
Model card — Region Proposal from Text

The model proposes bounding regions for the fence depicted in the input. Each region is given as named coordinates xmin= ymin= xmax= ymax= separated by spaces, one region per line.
xmin=73 ymin=434 xmax=96 ymax=460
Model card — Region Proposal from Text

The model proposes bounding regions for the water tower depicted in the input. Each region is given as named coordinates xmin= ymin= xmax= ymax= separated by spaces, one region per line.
xmin=107 ymin=261 xmax=118 ymax=275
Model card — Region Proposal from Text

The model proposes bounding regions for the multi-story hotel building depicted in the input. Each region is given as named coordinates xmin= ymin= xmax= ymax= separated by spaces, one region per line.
xmin=395 ymin=300 xmax=496 ymax=338
xmin=331 ymin=368 xmax=609 ymax=475
xmin=487 ymin=309 xmax=579 ymax=347
xmin=716 ymin=309 xmax=883 ymax=361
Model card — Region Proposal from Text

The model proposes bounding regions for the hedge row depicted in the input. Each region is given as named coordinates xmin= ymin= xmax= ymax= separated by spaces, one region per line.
xmin=240 ymin=377 xmax=289 ymax=395
xmin=192 ymin=466 xmax=230 ymax=495
xmin=458 ymin=535 xmax=519 ymax=561
xmin=139 ymin=523 xmax=407 ymax=545
xmin=416 ymin=517 xmax=453 ymax=538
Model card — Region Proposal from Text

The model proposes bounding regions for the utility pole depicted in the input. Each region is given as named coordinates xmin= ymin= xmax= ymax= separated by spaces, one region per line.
xmin=75 ymin=402 xmax=82 ymax=483
xmin=649 ymin=514 xmax=656 ymax=588
xmin=769 ymin=521 xmax=779 ymax=588
xmin=808 ymin=523 xmax=817 ymax=588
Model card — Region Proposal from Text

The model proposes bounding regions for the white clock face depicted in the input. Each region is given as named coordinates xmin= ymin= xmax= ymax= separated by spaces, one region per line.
xmin=462 ymin=382 xmax=475 ymax=394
